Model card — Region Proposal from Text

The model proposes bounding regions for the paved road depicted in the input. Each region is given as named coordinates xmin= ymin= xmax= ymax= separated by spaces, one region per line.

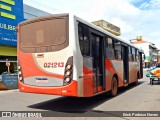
xmin=0 ymin=70 xmax=160 ymax=120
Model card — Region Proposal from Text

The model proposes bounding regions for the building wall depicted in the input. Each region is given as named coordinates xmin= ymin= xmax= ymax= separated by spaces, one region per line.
xmin=134 ymin=43 xmax=150 ymax=56
xmin=24 ymin=4 xmax=51 ymax=19
xmin=0 ymin=0 xmax=24 ymax=47
xmin=0 ymin=0 xmax=24 ymax=74
xmin=132 ymin=42 xmax=158 ymax=68
xmin=0 ymin=2 xmax=51 ymax=74
xmin=158 ymin=50 xmax=160 ymax=63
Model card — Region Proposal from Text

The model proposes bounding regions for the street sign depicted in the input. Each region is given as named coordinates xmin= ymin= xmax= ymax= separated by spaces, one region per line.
xmin=6 ymin=62 xmax=10 ymax=67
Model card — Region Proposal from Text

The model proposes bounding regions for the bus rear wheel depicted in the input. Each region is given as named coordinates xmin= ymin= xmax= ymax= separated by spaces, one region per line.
xmin=110 ymin=77 xmax=118 ymax=97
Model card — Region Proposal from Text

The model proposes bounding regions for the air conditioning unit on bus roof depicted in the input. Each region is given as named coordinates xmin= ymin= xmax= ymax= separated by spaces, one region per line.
xmin=92 ymin=20 xmax=121 ymax=36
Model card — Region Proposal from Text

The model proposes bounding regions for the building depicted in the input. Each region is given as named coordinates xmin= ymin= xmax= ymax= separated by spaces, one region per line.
xmin=131 ymin=36 xmax=158 ymax=68
xmin=0 ymin=0 xmax=24 ymax=74
xmin=24 ymin=4 xmax=51 ymax=20
xmin=158 ymin=49 xmax=160 ymax=63
xmin=0 ymin=0 xmax=51 ymax=75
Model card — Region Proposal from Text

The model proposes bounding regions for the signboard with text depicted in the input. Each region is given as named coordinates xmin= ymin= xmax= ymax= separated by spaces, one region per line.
xmin=92 ymin=20 xmax=121 ymax=36
xmin=0 ymin=0 xmax=24 ymax=47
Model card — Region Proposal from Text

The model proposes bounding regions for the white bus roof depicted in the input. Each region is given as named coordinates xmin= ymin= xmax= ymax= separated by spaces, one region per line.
xmin=74 ymin=15 xmax=142 ymax=51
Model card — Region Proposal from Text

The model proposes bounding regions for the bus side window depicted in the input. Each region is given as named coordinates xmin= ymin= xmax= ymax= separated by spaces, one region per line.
xmin=108 ymin=38 xmax=113 ymax=48
xmin=135 ymin=49 xmax=139 ymax=61
xmin=132 ymin=47 xmax=136 ymax=61
xmin=106 ymin=37 xmax=115 ymax=59
xmin=78 ymin=25 xmax=90 ymax=56
xmin=128 ymin=47 xmax=133 ymax=61
xmin=114 ymin=40 xmax=121 ymax=60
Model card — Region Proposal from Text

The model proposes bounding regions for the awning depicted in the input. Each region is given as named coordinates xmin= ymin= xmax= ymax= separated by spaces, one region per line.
xmin=0 ymin=46 xmax=17 ymax=56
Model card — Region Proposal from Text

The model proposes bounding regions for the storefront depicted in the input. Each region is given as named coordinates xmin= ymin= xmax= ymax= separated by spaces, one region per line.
xmin=0 ymin=0 xmax=52 ymax=75
xmin=0 ymin=46 xmax=17 ymax=74
xmin=0 ymin=0 xmax=24 ymax=74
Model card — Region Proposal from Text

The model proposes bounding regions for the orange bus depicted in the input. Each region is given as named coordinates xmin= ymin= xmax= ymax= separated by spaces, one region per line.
xmin=17 ymin=13 xmax=143 ymax=97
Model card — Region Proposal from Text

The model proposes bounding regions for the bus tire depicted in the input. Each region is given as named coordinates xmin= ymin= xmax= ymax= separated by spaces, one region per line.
xmin=110 ymin=76 xmax=118 ymax=97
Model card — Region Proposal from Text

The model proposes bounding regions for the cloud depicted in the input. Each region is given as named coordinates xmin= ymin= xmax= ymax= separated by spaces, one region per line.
xmin=139 ymin=0 xmax=160 ymax=10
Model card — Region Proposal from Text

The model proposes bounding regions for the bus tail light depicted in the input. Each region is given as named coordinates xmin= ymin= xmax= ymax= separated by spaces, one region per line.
xmin=66 ymin=64 xmax=72 ymax=70
xmin=18 ymin=60 xmax=24 ymax=82
xmin=64 ymin=56 xmax=73 ymax=85
xmin=18 ymin=65 xmax=20 ymax=70
xmin=65 ymin=71 xmax=72 ymax=76
xmin=65 ymin=77 xmax=71 ymax=83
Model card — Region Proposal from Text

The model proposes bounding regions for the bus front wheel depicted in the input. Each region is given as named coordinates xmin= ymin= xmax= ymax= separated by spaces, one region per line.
xmin=110 ymin=77 xmax=118 ymax=97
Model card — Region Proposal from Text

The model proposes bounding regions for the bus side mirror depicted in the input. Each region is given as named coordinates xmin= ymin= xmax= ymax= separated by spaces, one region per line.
xmin=143 ymin=54 xmax=146 ymax=60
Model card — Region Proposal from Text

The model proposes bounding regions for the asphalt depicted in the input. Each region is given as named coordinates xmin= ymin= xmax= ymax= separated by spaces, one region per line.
xmin=0 ymin=70 xmax=160 ymax=120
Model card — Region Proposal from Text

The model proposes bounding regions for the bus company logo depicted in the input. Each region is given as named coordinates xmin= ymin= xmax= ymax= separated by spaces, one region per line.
xmin=0 ymin=0 xmax=16 ymax=20
xmin=36 ymin=78 xmax=48 ymax=83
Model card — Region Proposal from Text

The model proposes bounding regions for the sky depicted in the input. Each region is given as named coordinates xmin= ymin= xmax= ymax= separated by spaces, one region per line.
xmin=24 ymin=0 xmax=160 ymax=49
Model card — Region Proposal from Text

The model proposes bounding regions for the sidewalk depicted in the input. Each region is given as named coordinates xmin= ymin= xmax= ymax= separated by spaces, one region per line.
xmin=0 ymin=81 xmax=8 ymax=90
xmin=0 ymin=75 xmax=8 ymax=90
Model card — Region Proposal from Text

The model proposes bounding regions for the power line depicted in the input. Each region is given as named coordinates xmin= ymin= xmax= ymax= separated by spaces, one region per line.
xmin=24 ymin=0 xmax=62 ymax=13
xmin=24 ymin=0 xmax=60 ymax=11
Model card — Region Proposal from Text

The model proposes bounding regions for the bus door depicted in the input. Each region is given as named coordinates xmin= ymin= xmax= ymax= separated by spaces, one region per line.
xmin=139 ymin=51 xmax=143 ymax=78
xmin=122 ymin=45 xmax=129 ymax=85
xmin=91 ymin=33 xmax=105 ymax=94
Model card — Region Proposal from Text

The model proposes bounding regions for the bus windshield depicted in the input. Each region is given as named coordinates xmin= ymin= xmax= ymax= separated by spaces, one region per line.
xmin=19 ymin=14 xmax=69 ymax=53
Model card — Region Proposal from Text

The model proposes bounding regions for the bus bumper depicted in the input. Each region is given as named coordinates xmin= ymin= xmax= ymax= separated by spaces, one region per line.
xmin=18 ymin=80 xmax=78 ymax=97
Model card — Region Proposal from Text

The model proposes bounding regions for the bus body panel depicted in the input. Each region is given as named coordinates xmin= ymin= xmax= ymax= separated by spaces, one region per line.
xmin=71 ymin=16 xmax=84 ymax=97
xmin=105 ymin=59 xmax=124 ymax=91
xmin=110 ymin=60 xmax=124 ymax=87
xmin=83 ymin=57 xmax=94 ymax=97
xmin=129 ymin=62 xmax=138 ymax=83
xmin=18 ymin=49 xmax=78 ymax=96
xmin=18 ymin=47 xmax=73 ymax=87
xmin=19 ymin=79 xmax=77 ymax=96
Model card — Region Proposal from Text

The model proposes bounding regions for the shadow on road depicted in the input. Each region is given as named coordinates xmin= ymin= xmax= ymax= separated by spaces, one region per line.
xmin=28 ymin=81 xmax=145 ymax=113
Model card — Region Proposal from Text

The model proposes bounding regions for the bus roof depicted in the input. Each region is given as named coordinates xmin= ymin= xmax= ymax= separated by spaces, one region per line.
xmin=74 ymin=15 xmax=142 ymax=51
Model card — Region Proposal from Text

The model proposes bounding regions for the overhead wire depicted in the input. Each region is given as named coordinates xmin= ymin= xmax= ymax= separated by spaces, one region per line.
xmin=24 ymin=0 xmax=62 ymax=13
